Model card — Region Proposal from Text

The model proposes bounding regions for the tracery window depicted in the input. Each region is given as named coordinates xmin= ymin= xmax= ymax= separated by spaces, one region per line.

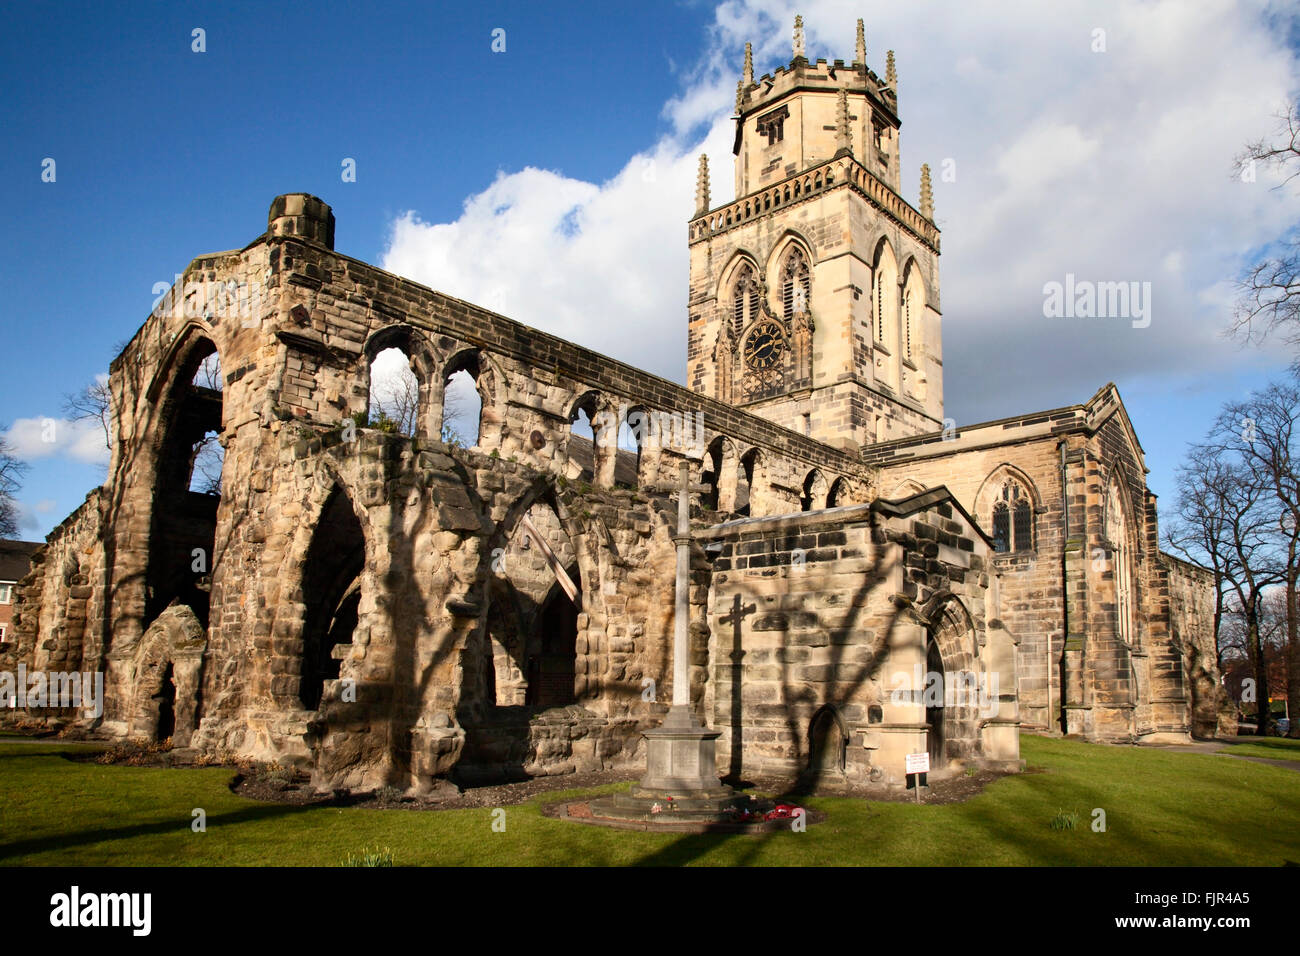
xmin=991 ymin=481 xmax=1033 ymax=553
xmin=781 ymin=246 xmax=810 ymax=321
xmin=1106 ymin=481 xmax=1136 ymax=646
xmin=731 ymin=263 xmax=758 ymax=338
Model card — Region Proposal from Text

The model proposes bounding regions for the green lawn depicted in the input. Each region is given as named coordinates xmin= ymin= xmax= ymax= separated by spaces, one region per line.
xmin=0 ymin=735 xmax=1296 ymax=866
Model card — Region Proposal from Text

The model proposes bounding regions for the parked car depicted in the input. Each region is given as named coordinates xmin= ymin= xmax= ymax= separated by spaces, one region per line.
xmin=1269 ymin=717 xmax=1291 ymax=736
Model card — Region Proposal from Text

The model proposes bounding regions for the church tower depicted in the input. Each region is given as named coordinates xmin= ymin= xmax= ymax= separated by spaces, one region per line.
xmin=687 ymin=16 xmax=944 ymax=450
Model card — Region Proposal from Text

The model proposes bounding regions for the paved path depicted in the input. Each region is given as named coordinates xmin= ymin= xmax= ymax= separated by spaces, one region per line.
xmin=1140 ymin=738 xmax=1300 ymax=773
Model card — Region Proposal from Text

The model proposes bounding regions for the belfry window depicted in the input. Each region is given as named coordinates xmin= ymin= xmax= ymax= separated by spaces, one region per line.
xmin=757 ymin=105 xmax=788 ymax=147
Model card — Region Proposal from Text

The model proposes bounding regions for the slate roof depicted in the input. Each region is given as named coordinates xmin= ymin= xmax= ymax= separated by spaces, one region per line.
xmin=0 ymin=540 xmax=41 ymax=583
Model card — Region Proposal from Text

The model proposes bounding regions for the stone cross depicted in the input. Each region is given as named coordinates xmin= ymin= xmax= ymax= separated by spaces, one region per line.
xmin=646 ymin=460 xmax=709 ymax=719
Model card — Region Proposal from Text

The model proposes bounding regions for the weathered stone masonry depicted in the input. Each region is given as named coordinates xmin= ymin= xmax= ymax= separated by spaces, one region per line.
xmin=6 ymin=19 xmax=1226 ymax=793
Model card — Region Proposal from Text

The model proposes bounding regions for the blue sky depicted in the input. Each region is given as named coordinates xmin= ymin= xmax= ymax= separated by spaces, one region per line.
xmin=2 ymin=0 xmax=1299 ymax=538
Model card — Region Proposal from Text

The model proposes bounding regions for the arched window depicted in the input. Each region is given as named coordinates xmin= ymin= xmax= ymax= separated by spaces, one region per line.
xmin=902 ymin=262 xmax=926 ymax=364
xmin=368 ymin=347 xmax=419 ymax=436
xmin=801 ymin=468 xmax=827 ymax=512
xmin=731 ymin=263 xmax=758 ymax=338
xmin=442 ymin=350 xmax=487 ymax=448
xmin=872 ymin=242 xmax=898 ymax=391
xmin=147 ymin=334 xmax=223 ymax=627
xmin=442 ymin=370 xmax=481 ymax=446
xmin=781 ymin=246 xmax=810 ymax=321
xmin=1106 ymin=480 xmax=1136 ymax=646
xmin=991 ymin=481 xmax=1033 ymax=553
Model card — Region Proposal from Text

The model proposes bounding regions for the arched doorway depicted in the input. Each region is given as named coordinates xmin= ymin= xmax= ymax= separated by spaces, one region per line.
xmin=154 ymin=662 xmax=177 ymax=742
xmin=299 ymin=485 xmax=366 ymax=711
xmin=925 ymin=637 xmax=945 ymax=766
xmin=809 ymin=705 xmax=847 ymax=775
xmin=525 ymin=570 xmax=580 ymax=708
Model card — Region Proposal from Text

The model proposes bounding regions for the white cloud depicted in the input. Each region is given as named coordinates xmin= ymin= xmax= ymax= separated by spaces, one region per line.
xmin=381 ymin=0 xmax=1300 ymax=428
xmin=13 ymin=501 xmax=41 ymax=533
xmin=5 ymin=417 xmax=110 ymax=466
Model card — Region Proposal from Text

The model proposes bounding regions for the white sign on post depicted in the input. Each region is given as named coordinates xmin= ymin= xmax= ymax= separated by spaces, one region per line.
xmin=906 ymin=752 xmax=930 ymax=775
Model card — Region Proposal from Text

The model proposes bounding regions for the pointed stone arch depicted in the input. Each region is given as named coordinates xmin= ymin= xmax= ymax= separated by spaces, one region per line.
xmin=1103 ymin=468 xmax=1140 ymax=649
xmin=702 ymin=435 xmax=738 ymax=512
xmin=900 ymin=256 xmax=928 ymax=371
xmin=887 ymin=478 xmax=928 ymax=500
xmin=297 ymin=483 xmax=368 ymax=712
xmin=439 ymin=347 xmax=502 ymax=449
xmin=767 ymin=232 xmax=814 ymax=317
xmin=801 ymin=468 xmax=828 ymax=511
xmin=483 ymin=485 xmax=601 ymax=713
xmin=565 ymin=389 xmax=618 ymax=488
xmin=143 ymin=328 xmax=224 ymax=628
xmin=807 ymin=703 xmax=850 ymax=775
xmin=127 ymin=601 xmax=207 ymax=746
xmin=917 ymin=592 xmax=982 ymax=767
xmin=362 ymin=323 xmax=439 ymax=438
xmin=974 ymin=463 xmax=1043 ymax=553
xmin=718 ymin=251 xmax=762 ymax=340
xmin=737 ymin=447 xmax=767 ymax=517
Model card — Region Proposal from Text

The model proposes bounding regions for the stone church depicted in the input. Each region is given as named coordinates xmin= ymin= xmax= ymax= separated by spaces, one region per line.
xmin=4 ymin=17 xmax=1226 ymax=793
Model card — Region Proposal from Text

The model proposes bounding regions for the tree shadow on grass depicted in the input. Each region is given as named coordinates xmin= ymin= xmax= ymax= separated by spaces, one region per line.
xmin=0 ymin=800 xmax=319 ymax=862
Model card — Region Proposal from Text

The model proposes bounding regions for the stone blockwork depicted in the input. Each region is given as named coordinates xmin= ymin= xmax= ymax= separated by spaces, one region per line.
xmin=700 ymin=490 xmax=1018 ymax=787
xmin=866 ymin=387 xmax=1231 ymax=741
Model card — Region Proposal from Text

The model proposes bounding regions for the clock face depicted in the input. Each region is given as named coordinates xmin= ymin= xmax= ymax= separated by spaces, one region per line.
xmin=745 ymin=321 xmax=786 ymax=369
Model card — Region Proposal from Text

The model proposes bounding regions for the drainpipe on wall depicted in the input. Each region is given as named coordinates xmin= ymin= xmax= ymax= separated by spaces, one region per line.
xmin=1057 ymin=439 xmax=1068 ymax=735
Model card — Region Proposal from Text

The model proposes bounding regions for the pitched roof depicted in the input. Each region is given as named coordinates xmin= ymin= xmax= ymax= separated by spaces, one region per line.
xmin=0 ymin=539 xmax=42 ymax=582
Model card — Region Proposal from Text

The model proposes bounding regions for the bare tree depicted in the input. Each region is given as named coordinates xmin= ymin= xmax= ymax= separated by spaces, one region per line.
xmin=370 ymin=367 xmax=420 ymax=436
xmin=1213 ymin=371 xmax=1300 ymax=735
xmin=62 ymin=376 xmax=112 ymax=452
xmin=194 ymin=352 xmax=223 ymax=392
xmin=1168 ymin=444 xmax=1284 ymax=734
xmin=1230 ymin=101 xmax=1300 ymax=345
xmin=0 ymin=430 xmax=29 ymax=538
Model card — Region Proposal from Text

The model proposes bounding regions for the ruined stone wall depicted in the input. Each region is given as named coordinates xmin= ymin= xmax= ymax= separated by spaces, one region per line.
xmin=4 ymin=489 xmax=105 ymax=685
xmin=8 ymin=194 xmax=910 ymax=792
xmin=1163 ymin=553 xmax=1232 ymax=738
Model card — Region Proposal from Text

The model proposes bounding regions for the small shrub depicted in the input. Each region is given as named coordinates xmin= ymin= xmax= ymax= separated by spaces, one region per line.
xmin=343 ymin=846 xmax=394 ymax=867
xmin=375 ymin=785 xmax=403 ymax=803
xmin=95 ymin=745 xmax=133 ymax=765
xmin=1049 ymin=809 xmax=1079 ymax=831
xmin=371 ymin=412 xmax=398 ymax=434
xmin=259 ymin=763 xmax=292 ymax=788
